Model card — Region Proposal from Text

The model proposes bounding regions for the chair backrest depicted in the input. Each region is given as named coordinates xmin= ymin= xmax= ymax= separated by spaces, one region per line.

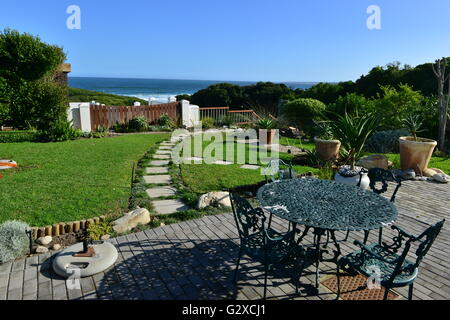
xmin=263 ymin=159 xmax=293 ymax=183
xmin=390 ymin=220 xmax=445 ymax=280
xmin=229 ymin=192 xmax=266 ymax=240
xmin=410 ymin=219 xmax=445 ymax=269
xmin=367 ymin=168 xmax=402 ymax=202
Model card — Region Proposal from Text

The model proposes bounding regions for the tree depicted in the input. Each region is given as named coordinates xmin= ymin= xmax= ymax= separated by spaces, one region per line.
xmin=431 ymin=58 xmax=450 ymax=151
xmin=0 ymin=28 xmax=67 ymax=129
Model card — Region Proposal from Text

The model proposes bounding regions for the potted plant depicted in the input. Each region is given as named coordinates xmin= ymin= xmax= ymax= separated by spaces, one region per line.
xmin=329 ymin=112 xmax=378 ymax=188
xmin=314 ymin=121 xmax=341 ymax=161
xmin=256 ymin=118 xmax=277 ymax=145
xmin=399 ymin=114 xmax=437 ymax=175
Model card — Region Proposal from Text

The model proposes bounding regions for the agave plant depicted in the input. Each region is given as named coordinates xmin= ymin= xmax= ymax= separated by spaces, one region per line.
xmin=256 ymin=118 xmax=276 ymax=129
xmin=329 ymin=112 xmax=378 ymax=170
xmin=403 ymin=114 xmax=425 ymax=141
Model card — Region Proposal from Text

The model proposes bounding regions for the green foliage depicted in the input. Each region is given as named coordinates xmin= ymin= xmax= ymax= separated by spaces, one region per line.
xmin=403 ymin=114 xmax=425 ymax=141
xmin=68 ymin=87 xmax=147 ymax=106
xmin=128 ymin=116 xmax=149 ymax=132
xmin=201 ymin=117 xmax=215 ymax=129
xmin=314 ymin=121 xmax=334 ymax=140
xmin=365 ymin=130 xmax=410 ymax=154
xmin=175 ymin=94 xmax=192 ymax=101
xmin=156 ymin=113 xmax=175 ymax=128
xmin=328 ymin=93 xmax=372 ymax=116
xmin=0 ymin=220 xmax=30 ymax=263
xmin=216 ymin=114 xmax=235 ymax=127
xmin=281 ymin=98 xmax=326 ymax=136
xmin=0 ymin=28 xmax=65 ymax=83
xmin=329 ymin=112 xmax=378 ymax=168
xmin=371 ymin=84 xmax=424 ymax=130
xmin=87 ymin=221 xmax=113 ymax=240
xmin=0 ymin=29 xmax=69 ymax=131
xmin=0 ymin=130 xmax=38 ymax=143
xmin=256 ymin=118 xmax=275 ymax=129
xmin=191 ymin=83 xmax=244 ymax=107
xmin=38 ymin=119 xmax=83 ymax=142
xmin=243 ymin=82 xmax=291 ymax=116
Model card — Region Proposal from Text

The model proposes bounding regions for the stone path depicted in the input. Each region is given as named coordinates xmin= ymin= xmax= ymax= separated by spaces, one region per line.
xmin=1 ymin=180 xmax=448 ymax=300
xmin=145 ymin=138 xmax=190 ymax=215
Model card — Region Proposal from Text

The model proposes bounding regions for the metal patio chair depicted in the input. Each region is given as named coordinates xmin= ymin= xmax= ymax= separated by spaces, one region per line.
xmin=229 ymin=192 xmax=311 ymax=299
xmin=337 ymin=219 xmax=445 ymax=300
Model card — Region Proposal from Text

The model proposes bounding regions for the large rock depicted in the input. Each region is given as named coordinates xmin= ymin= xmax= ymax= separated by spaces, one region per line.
xmin=423 ymin=167 xmax=445 ymax=177
xmin=357 ymin=154 xmax=389 ymax=170
xmin=36 ymin=236 xmax=52 ymax=246
xmin=112 ymin=208 xmax=151 ymax=234
xmin=35 ymin=246 xmax=49 ymax=254
xmin=197 ymin=192 xmax=231 ymax=209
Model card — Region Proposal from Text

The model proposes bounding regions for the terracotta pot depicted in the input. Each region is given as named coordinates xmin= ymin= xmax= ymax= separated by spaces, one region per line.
xmin=399 ymin=136 xmax=437 ymax=174
xmin=314 ymin=137 xmax=341 ymax=161
xmin=258 ymin=129 xmax=277 ymax=145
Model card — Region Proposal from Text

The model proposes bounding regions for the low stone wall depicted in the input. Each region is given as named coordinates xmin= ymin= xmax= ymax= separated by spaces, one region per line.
xmin=30 ymin=215 xmax=106 ymax=240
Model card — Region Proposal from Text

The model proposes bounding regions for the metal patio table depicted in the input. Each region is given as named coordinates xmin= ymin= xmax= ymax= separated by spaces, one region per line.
xmin=256 ymin=178 xmax=398 ymax=288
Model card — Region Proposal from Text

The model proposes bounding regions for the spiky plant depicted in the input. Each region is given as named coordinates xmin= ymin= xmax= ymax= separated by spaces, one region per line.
xmin=403 ymin=114 xmax=425 ymax=141
xmin=0 ymin=220 xmax=30 ymax=263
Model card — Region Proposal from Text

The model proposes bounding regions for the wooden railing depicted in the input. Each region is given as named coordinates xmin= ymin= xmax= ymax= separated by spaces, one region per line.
xmin=90 ymin=102 xmax=179 ymax=129
xmin=198 ymin=107 xmax=261 ymax=125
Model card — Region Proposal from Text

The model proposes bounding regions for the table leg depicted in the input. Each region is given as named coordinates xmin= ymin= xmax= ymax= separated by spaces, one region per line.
xmin=313 ymin=228 xmax=325 ymax=288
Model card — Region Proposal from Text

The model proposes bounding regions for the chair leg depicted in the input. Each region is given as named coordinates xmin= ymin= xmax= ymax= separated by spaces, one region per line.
xmin=336 ymin=264 xmax=341 ymax=300
xmin=268 ymin=213 xmax=273 ymax=229
xmin=343 ymin=230 xmax=350 ymax=241
xmin=378 ymin=227 xmax=383 ymax=245
xmin=263 ymin=264 xmax=269 ymax=300
xmin=408 ymin=283 xmax=414 ymax=300
xmin=363 ymin=230 xmax=370 ymax=244
xmin=234 ymin=249 xmax=242 ymax=282
xmin=383 ymin=287 xmax=389 ymax=300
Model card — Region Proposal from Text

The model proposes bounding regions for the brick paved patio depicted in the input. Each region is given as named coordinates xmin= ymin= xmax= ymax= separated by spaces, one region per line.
xmin=0 ymin=180 xmax=449 ymax=300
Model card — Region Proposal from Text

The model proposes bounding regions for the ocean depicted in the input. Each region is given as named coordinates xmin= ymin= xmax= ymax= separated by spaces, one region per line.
xmin=68 ymin=77 xmax=316 ymax=103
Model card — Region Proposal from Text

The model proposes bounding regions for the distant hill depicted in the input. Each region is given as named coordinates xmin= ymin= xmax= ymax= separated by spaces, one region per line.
xmin=68 ymin=87 xmax=148 ymax=106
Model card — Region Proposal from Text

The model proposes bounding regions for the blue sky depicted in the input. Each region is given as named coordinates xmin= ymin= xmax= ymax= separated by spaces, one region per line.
xmin=1 ymin=0 xmax=449 ymax=82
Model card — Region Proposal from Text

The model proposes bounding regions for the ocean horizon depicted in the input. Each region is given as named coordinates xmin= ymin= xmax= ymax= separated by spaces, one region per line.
xmin=68 ymin=77 xmax=317 ymax=102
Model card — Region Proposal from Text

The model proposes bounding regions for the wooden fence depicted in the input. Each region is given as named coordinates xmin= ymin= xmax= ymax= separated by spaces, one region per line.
xmin=199 ymin=107 xmax=261 ymax=125
xmin=90 ymin=102 xmax=179 ymax=129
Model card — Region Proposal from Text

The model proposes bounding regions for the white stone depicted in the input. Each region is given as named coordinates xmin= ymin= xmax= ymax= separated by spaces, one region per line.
xmin=149 ymin=160 xmax=170 ymax=166
xmin=52 ymin=241 xmax=118 ymax=278
xmin=146 ymin=187 xmax=177 ymax=198
xmin=213 ymin=160 xmax=232 ymax=165
xmin=36 ymin=236 xmax=52 ymax=246
xmin=240 ymin=164 xmax=260 ymax=170
xmin=153 ymin=154 xmax=171 ymax=160
xmin=152 ymin=199 xmax=190 ymax=215
xmin=145 ymin=167 xmax=169 ymax=174
xmin=112 ymin=208 xmax=151 ymax=233
xmin=143 ymin=175 xmax=171 ymax=184
xmin=197 ymin=192 xmax=231 ymax=209
xmin=432 ymin=173 xmax=450 ymax=184
xmin=35 ymin=246 xmax=49 ymax=254
xmin=357 ymin=154 xmax=389 ymax=170
xmin=100 ymin=234 xmax=110 ymax=241
xmin=51 ymin=243 xmax=61 ymax=251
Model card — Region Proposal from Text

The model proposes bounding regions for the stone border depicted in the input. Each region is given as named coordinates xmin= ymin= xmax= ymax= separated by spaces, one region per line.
xmin=30 ymin=216 xmax=106 ymax=240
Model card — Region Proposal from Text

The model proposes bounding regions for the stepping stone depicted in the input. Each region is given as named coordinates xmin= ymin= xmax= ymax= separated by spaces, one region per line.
xmin=146 ymin=187 xmax=177 ymax=198
xmin=159 ymin=146 xmax=173 ymax=150
xmin=153 ymin=154 xmax=171 ymax=160
xmin=156 ymin=150 xmax=172 ymax=155
xmin=152 ymin=199 xmax=190 ymax=215
xmin=214 ymin=160 xmax=232 ymax=165
xmin=145 ymin=167 xmax=169 ymax=174
xmin=182 ymin=157 xmax=203 ymax=163
xmin=149 ymin=160 xmax=170 ymax=166
xmin=240 ymin=164 xmax=261 ymax=170
xmin=160 ymin=142 xmax=175 ymax=146
xmin=143 ymin=175 xmax=171 ymax=184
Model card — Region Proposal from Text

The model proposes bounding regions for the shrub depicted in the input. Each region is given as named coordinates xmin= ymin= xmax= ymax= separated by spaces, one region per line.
xmin=201 ymin=117 xmax=215 ymax=129
xmin=0 ymin=220 xmax=30 ymax=263
xmin=281 ymin=98 xmax=326 ymax=136
xmin=38 ymin=119 xmax=83 ymax=142
xmin=128 ymin=116 xmax=149 ymax=132
xmin=113 ymin=122 xmax=129 ymax=133
xmin=88 ymin=221 xmax=113 ymax=240
xmin=156 ymin=113 xmax=175 ymax=129
xmin=216 ymin=114 xmax=235 ymax=127
xmin=328 ymin=93 xmax=372 ymax=116
xmin=365 ymin=129 xmax=410 ymax=153
xmin=0 ymin=130 xmax=38 ymax=143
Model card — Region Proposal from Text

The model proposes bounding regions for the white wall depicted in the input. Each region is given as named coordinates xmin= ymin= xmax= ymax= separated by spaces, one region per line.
xmin=181 ymin=100 xmax=200 ymax=128
xmin=68 ymin=102 xmax=92 ymax=132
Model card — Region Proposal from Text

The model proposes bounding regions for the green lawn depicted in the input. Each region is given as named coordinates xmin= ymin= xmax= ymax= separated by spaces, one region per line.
xmin=0 ymin=133 xmax=169 ymax=226
xmin=279 ymin=137 xmax=315 ymax=151
xmin=179 ymin=134 xmax=318 ymax=194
